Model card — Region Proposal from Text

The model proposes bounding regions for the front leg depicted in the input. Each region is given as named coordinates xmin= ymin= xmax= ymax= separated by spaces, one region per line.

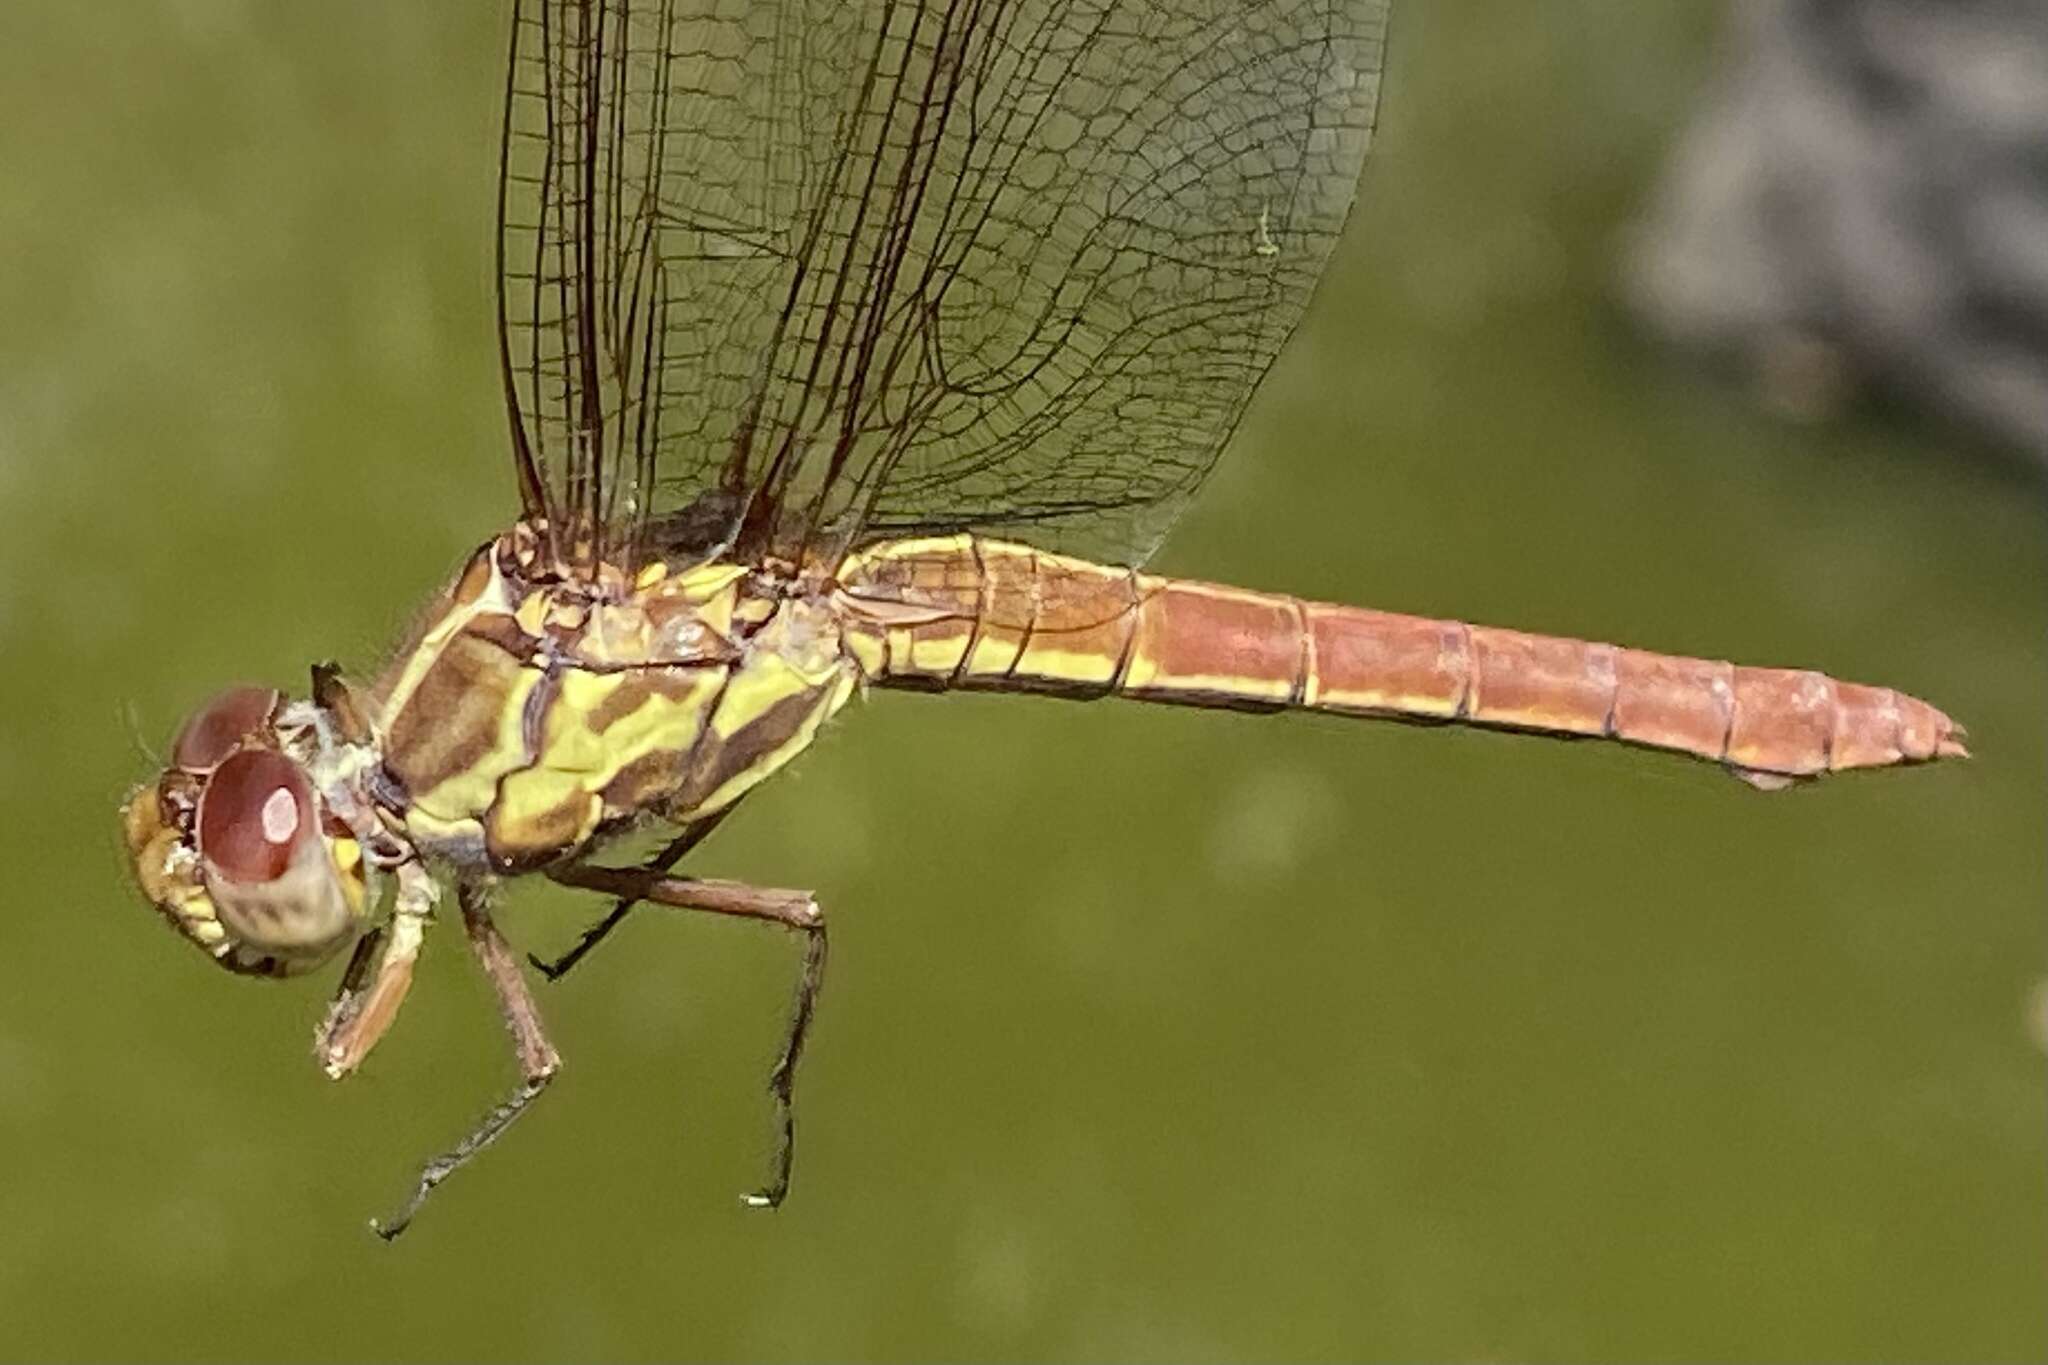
xmin=369 ymin=881 xmax=561 ymax=1241
xmin=550 ymin=860 xmax=827 ymax=1209
xmin=315 ymin=859 xmax=435 ymax=1077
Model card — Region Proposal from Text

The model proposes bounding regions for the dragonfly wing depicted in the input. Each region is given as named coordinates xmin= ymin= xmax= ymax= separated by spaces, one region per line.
xmin=499 ymin=0 xmax=1391 ymax=571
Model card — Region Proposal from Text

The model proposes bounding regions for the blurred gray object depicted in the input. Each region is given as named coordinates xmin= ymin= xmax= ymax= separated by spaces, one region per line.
xmin=1625 ymin=0 xmax=2048 ymax=465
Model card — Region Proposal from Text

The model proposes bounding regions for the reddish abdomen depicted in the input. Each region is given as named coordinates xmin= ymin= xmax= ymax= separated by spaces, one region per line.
xmin=834 ymin=537 xmax=1967 ymax=786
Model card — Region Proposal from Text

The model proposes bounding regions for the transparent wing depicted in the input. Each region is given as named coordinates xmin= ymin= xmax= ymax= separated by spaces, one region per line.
xmin=499 ymin=0 xmax=1389 ymax=572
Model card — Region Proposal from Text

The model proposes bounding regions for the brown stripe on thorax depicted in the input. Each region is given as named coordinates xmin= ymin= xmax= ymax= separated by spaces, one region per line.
xmin=382 ymin=624 xmax=541 ymax=809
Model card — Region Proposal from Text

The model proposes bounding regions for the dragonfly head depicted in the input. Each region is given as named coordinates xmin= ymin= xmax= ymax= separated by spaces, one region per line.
xmin=122 ymin=684 xmax=376 ymax=978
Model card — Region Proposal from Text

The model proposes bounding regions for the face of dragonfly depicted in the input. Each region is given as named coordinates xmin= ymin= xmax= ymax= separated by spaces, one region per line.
xmin=121 ymin=686 xmax=373 ymax=978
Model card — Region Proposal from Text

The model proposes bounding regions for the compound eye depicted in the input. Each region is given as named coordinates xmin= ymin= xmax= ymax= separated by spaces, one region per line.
xmin=172 ymin=685 xmax=281 ymax=773
xmin=198 ymin=748 xmax=313 ymax=884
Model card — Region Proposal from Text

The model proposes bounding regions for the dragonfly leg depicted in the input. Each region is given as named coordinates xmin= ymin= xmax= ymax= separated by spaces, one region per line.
xmin=549 ymin=859 xmax=827 ymax=1210
xmin=313 ymin=926 xmax=382 ymax=1056
xmin=315 ymin=860 xmax=436 ymax=1078
xmin=370 ymin=882 xmax=560 ymax=1241
xmin=528 ymin=808 xmax=732 ymax=981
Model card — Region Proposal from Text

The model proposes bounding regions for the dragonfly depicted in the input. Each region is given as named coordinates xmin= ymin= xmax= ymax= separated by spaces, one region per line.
xmin=121 ymin=0 xmax=1966 ymax=1240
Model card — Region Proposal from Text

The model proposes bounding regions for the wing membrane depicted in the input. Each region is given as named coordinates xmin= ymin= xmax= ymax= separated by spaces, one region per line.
xmin=499 ymin=0 xmax=1389 ymax=571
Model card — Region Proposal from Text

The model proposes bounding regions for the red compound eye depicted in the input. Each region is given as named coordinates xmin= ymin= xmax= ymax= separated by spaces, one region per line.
xmin=198 ymin=748 xmax=313 ymax=884
xmin=172 ymin=685 xmax=281 ymax=773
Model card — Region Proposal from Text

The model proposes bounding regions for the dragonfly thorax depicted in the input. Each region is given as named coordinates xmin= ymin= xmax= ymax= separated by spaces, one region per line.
xmin=367 ymin=528 xmax=862 ymax=877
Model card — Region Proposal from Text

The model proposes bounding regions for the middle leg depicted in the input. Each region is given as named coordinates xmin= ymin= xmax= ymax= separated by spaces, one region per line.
xmin=529 ymin=808 xmax=734 ymax=981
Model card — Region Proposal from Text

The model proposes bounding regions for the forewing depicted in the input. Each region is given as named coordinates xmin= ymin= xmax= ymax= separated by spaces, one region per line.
xmin=499 ymin=0 xmax=1389 ymax=570
xmin=499 ymin=0 xmax=678 ymax=564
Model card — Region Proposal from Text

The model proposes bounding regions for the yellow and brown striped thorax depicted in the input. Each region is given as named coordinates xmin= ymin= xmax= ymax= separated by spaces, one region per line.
xmin=371 ymin=525 xmax=860 ymax=873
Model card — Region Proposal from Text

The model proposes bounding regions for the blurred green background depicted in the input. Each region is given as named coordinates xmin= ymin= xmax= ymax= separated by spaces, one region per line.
xmin=1 ymin=3 xmax=2041 ymax=1360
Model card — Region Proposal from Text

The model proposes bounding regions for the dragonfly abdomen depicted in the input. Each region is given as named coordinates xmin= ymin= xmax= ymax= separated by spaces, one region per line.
xmin=835 ymin=536 xmax=1966 ymax=787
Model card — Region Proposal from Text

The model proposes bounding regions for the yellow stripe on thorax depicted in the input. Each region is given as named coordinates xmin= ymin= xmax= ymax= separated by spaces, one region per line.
xmin=669 ymin=596 xmax=860 ymax=821
xmin=484 ymin=665 xmax=730 ymax=865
